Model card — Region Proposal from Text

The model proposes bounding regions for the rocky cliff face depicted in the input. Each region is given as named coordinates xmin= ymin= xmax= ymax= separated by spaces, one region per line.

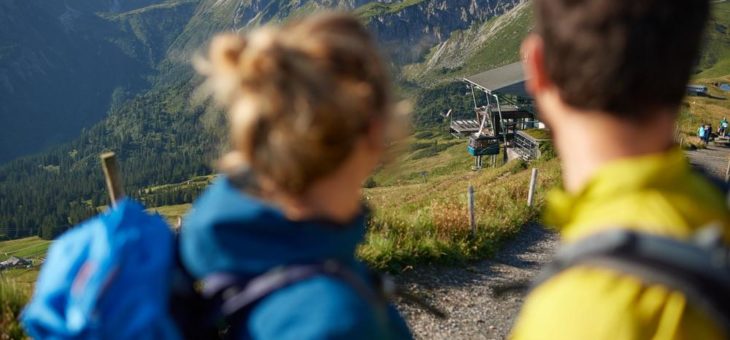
xmin=401 ymin=0 xmax=532 ymax=83
xmin=365 ymin=0 xmax=523 ymax=63
xmin=167 ymin=0 xmax=523 ymax=65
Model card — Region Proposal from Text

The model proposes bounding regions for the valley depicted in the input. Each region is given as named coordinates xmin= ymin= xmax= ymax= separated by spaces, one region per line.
xmin=3 ymin=0 xmax=730 ymax=338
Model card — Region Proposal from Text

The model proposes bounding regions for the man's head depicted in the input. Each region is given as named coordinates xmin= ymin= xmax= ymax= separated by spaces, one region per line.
xmin=522 ymin=0 xmax=710 ymax=122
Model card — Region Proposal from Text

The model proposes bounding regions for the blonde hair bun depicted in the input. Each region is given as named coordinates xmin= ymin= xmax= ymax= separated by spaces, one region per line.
xmin=199 ymin=12 xmax=395 ymax=194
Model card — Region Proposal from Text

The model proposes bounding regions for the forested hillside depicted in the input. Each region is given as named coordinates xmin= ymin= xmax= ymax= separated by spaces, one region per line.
xmin=0 ymin=0 xmax=525 ymax=240
xmin=0 ymin=81 xmax=212 ymax=239
xmin=0 ymin=0 xmax=198 ymax=163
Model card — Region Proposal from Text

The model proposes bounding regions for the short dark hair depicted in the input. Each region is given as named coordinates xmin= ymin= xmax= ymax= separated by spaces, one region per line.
xmin=534 ymin=0 xmax=710 ymax=119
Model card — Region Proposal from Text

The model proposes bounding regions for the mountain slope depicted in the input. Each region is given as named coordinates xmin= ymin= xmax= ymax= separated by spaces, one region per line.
xmin=402 ymin=0 xmax=532 ymax=84
xmin=697 ymin=1 xmax=730 ymax=78
xmin=360 ymin=0 xmax=523 ymax=63
xmin=0 ymin=0 xmax=525 ymax=239
xmin=0 ymin=0 xmax=197 ymax=163
xmin=8 ymin=0 xmax=730 ymax=242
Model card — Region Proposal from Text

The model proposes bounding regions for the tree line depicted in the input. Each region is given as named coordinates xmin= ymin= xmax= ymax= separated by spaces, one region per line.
xmin=0 ymin=79 xmax=217 ymax=241
xmin=0 ymin=78 xmax=467 ymax=241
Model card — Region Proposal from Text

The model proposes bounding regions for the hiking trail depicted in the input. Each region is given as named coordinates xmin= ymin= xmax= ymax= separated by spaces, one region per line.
xmin=394 ymin=145 xmax=730 ymax=340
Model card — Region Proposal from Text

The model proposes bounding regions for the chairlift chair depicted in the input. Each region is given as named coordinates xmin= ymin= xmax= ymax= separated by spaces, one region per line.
xmin=467 ymin=134 xmax=500 ymax=156
xmin=468 ymin=133 xmax=500 ymax=170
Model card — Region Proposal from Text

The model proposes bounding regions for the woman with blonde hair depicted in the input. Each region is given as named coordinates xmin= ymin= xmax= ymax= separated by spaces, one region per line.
xmin=179 ymin=12 xmax=412 ymax=339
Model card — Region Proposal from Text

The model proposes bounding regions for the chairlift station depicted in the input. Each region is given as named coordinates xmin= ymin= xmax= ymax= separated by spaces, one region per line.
xmin=448 ymin=62 xmax=549 ymax=169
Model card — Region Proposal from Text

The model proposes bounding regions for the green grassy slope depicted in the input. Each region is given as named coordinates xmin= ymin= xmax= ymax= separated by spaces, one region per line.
xmin=0 ymin=237 xmax=41 ymax=338
xmin=360 ymin=133 xmax=561 ymax=270
xmin=0 ymin=237 xmax=50 ymax=262
xmin=0 ymin=276 xmax=29 ymax=339
xmin=677 ymin=0 xmax=730 ymax=146
xmin=698 ymin=2 xmax=730 ymax=77
xmin=677 ymin=82 xmax=730 ymax=148
xmin=0 ymin=236 xmax=47 ymax=337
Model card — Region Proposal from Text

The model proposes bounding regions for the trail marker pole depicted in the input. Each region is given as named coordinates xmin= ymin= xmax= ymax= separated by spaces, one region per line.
xmin=468 ymin=185 xmax=476 ymax=237
xmin=101 ymin=152 xmax=125 ymax=206
xmin=527 ymin=168 xmax=539 ymax=207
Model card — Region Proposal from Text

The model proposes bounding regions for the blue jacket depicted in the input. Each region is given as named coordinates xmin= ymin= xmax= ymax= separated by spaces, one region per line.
xmin=180 ymin=177 xmax=412 ymax=340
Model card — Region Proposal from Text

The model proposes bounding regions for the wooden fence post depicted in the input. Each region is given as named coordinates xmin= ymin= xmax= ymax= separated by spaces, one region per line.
xmin=527 ymin=168 xmax=539 ymax=207
xmin=100 ymin=152 xmax=125 ymax=206
xmin=468 ymin=185 xmax=476 ymax=237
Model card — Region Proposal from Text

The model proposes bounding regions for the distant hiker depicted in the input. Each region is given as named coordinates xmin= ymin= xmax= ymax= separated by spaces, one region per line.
xmin=181 ymin=13 xmax=411 ymax=339
xmin=705 ymin=124 xmax=713 ymax=143
xmin=720 ymin=117 xmax=728 ymax=136
xmin=699 ymin=124 xmax=707 ymax=141
xmin=515 ymin=0 xmax=730 ymax=339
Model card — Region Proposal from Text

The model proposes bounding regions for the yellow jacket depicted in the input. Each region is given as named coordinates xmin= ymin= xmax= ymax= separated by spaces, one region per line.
xmin=511 ymin=148 xmax=730 ymax=340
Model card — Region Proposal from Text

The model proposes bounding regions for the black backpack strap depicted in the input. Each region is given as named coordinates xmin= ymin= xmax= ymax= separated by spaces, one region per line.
xmin=204 ymin=261 xmax=448 ymax=338
xmin=532 ymin=228 xmax=730 ymax=333
xmin=202 ymin=261 xmax=385 ymax=321
xmin=169 ymin=234 xmax=223 ymax=339
xmin=199 ymin=261 xmax=389 ymax=339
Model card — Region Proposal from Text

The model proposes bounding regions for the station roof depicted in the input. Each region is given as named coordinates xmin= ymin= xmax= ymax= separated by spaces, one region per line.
xmin=464 ymin=62 xmax=528 ymax=97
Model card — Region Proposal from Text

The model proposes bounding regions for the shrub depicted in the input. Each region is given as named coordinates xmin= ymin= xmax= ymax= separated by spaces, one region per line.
xmin=363 ymin=177 xmax=377 ymax=188
xmin=411 ymin=141 xmax=458 ymax=160
xmin=414 ymin=131 xmax=434 ymax=139
xmin=538 ymin=142 xmax=557 ymax=160
xmin=409 ymin=141 xmax=434 ymax=152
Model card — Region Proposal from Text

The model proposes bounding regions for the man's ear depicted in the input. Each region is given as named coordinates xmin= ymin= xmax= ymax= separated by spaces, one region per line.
xmin=365 ymin=118 xmax=387 ymax=151
xmin=521 ymin=34 xmax=551 ymax=97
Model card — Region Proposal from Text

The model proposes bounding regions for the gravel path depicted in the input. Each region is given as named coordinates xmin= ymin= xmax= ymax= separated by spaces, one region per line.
xmin=685 ymin=142 xmax=730 ymax=178
xmin=394 ymin=223 xmax=558 ymax=339
xmin=394 ymin=145 xmax=730 ymax=339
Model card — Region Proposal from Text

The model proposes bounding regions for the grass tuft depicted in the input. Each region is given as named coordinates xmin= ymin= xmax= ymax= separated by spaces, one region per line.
xmin=0 ymin=277 xmax=30 ymax=339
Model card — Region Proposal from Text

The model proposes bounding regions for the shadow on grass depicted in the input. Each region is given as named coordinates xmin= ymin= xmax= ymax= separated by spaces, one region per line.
xmin=706 ymin=94 xmax=727 ymax=100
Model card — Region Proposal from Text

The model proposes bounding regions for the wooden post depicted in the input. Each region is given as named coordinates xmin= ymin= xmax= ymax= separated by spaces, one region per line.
xmin=100 ymin=152 xmax=125 ymax=206
xmin=527 ymin=168 xmax=539 ymax=207
xmin=725 ymin=159 xmax=730 ymax=183
xmin=468 ymin=185 xmax=476 ymax=237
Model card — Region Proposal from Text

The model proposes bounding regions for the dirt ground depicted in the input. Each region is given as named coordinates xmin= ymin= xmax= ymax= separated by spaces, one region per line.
xmin=394 ymin=224 xmax=558 ymax=340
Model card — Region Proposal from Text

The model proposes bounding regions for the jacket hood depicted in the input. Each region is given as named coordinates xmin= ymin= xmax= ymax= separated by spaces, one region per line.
xmin=180 ymin=177 xmax=367 ymax=279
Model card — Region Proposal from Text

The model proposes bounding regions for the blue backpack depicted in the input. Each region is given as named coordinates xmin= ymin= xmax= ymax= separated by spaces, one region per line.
xmin=21 ymin=198 xmax=441 ymax=339
xmin=21 ymin=199 xmax=181 ymax=339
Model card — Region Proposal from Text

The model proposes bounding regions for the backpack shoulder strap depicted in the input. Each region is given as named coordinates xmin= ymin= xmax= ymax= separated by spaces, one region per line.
xmin=533 ymin=228 xmax=730 ymax=333
xmin=199 ymin=260 xmax=389 ymax=339
xmin=202 ymin=260 xmax=384 ymax=321
xmin=169 ymin=234 xmax=222 ymax=339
